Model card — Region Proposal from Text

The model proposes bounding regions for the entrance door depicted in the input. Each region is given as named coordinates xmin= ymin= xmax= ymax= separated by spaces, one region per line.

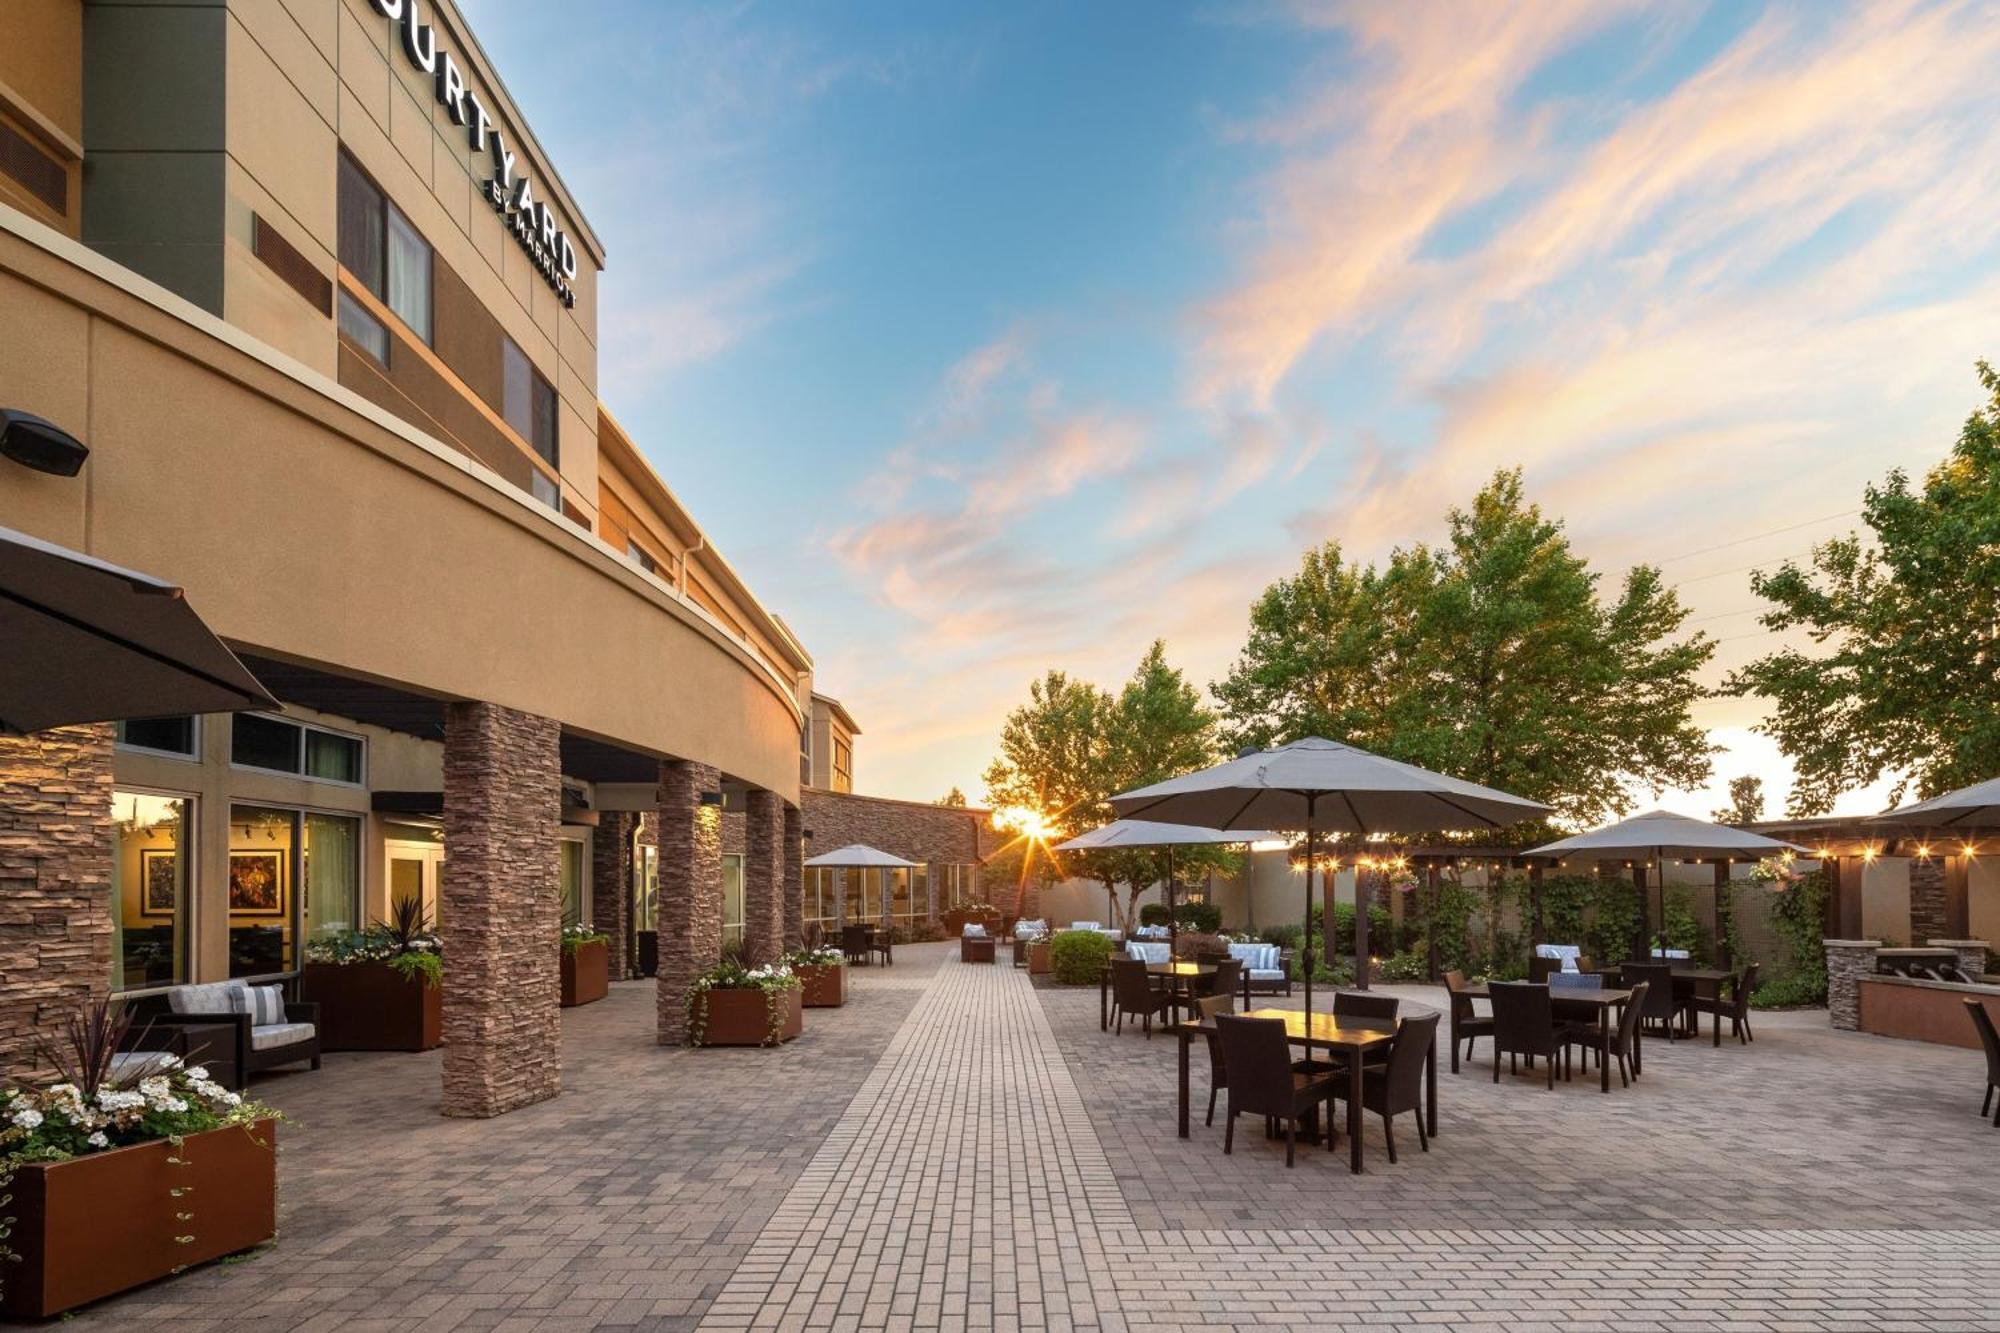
xmin=385 ymin=841 xmax=444 ymax=927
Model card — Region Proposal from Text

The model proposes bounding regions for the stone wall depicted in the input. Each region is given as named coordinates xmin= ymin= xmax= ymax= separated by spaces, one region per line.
xmin=0 ymin=725 xmax=113 ymax=1070
xmin=1908 ymin=858 xmax=1947 ymax=944
xmin=797 ymin=789 xmax=994 ymax=868
xmin=440 ymin=702 xmax=562 ymax=1118
xmin=742 ymin=788 xmax=783 ymax=964
xmin=656 ymin=760 xmax=722 ymax=1045
xmin=782 ymin=803 xmax=804 ymax=950
xmin=1825 ymin=939 xmax=1881 ymax=1031
xmin=1927 ymin=938 xmax=1990 ymax=981
xmin=590 ymin=811 xmax=635 ymax=980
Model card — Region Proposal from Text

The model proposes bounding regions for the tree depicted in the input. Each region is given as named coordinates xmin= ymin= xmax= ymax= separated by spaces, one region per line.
xmin=1215 ymin=468 xmax=1716 ymax=829
xmin=935 ymin=787 xmax=967 ymax=808
xmin=1727 ymin=364 xmax=2000 ymax=814
xmin=1710 ymin=775 xmax=1765 ymax=826
xmin=980 ymin=670 xmax=1114 ymax=917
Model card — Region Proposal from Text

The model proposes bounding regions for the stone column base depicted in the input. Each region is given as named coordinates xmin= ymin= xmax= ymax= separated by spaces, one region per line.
xmin=1824 ymin=939 xmax=1882 ymax=1031
xmin=1927 ymin=938 xmax=1990 ymax=980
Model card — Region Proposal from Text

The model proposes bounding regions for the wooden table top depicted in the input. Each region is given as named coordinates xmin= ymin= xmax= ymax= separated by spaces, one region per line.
xmin=1463 ymin=983 xmax=1632 ymax=1006
xmin=1175 ymin=1007 xmax=1398 ymax=1049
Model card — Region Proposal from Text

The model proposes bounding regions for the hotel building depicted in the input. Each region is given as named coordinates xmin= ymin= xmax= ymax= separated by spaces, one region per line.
xmin=0 ymin=0 xmax=987 ymax=1116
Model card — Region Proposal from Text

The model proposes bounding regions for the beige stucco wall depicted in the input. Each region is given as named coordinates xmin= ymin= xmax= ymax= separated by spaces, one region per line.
xmin=1969 ymin=857 xmax=2000 ymax=950
xmin=1861 ymin=858 xmax=1913 ymax=946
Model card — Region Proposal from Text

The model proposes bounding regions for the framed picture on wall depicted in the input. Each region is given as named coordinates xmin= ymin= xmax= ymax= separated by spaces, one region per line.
xmin=227 ymin=851 xmax=286 ymax=916
xmin=139 ymin=849 xmax=179 ymax=917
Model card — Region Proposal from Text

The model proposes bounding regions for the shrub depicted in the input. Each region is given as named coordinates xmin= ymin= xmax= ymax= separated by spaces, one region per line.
xmin=1173 ymin=901 xmax=1224 ymax=934
xmin=1138 ymin=903 xmax=1171 ymax=927
xmin=1374 ymin=950 xmax=1428 ymax=983
xmin=561 ymin=922 xmax=609 ymax=956
xmin=1049 ymin=929 xmax=1114 ymax=984
xmin=1259 ymin=923 xmax=1304 ymax=950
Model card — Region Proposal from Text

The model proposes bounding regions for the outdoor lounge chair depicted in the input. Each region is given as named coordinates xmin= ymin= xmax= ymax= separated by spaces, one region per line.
xmin=1109 ymin=957 xmax=1171 ymax=1037
xmin=1487 ymin=981 xmax=1573 ymax=1090
xmin=1227 ymin=941 xmax=1291 ymax=997
xmin=1127 ymin=941 xmax=1171 ymax=964
xmin=1332 ymin=1010 xmax=1439 ymax=1164
xmin=1443 ymin=970 xmax=1493 ymax=1073
xmin=1684 ymin=963 xmax=1759 ymax=1046
xmin=1561 ymin=980 xmax=1647 ymax=1088
xmin=1965 ymin=999 xmax=2000 ymax=1126
xmin=127 ymin=980 xmax=319 ymax=1090
xmin=1214 ymin=1014 xmax=1340 ymax=1167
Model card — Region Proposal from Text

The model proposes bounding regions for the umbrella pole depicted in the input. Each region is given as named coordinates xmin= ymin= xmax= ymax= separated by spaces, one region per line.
xmin=1303 ymin=796 xmax=1319 ymax=1019
xmin=1167 ymin=845 xmax=1178 ymax=960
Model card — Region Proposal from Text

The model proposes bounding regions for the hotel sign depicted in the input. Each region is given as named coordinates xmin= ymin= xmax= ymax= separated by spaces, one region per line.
xmin=370 ymin=0 xmax=579 ymax=308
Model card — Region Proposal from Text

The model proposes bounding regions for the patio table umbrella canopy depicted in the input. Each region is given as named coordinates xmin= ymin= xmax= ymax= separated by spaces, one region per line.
xmin=0 ymin=523 xmax=277 ymax=734
xmin=804 ymin=844 xmax=920 ymax=939
xmin=1053 ymin=819 xmax=1278 ymax=955
xmin=1109 ymin=737 xmax=1551 ymax=1004
xmin=1869 ymin=777 xmax=2000 ymax=830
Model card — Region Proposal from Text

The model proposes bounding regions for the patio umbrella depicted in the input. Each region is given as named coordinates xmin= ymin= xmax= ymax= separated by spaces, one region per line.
xmin=1053 ymin=819 xmax=1277 ymax=958
xmin=0 ymin=524 xmax=276 ymax=733
xmin=1109 ymin=737 xmax=1550 ymax=1010
xmin=804 ymin=844 xmax=920 ymax=933
xmin=1868 ymin=776 xmax=2000 ymax=830
xmin=1524 ymin=810 xmax=1807 ymax=957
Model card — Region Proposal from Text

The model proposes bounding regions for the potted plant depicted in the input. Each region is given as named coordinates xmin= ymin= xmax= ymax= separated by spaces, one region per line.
xmin=0 ymin=999 xmax=282 ymax=1319
xmin=560 ymin=923 xmax=610 ymax=1008
xmin=686 ymin=955 xmax=804 ymax=1047
xmin=783 ymin=944 xmax=848 ymax=1008
xmin=300 ymin=896 xmax=442 ymax=1051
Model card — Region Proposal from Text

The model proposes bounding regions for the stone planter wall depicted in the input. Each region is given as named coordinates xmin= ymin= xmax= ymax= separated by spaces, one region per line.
xmin=1825 ymin=939 xmax=1881 ymax=1030
xmin=1927 ymin=938 xmax=1991 ymax=980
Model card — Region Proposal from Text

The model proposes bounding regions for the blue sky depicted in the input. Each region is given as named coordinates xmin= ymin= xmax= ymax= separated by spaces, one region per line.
xmin=463 ymin=1 xmax=2000 ymax=817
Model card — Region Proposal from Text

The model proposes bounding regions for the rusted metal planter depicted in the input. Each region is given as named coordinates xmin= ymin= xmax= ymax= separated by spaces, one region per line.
xmin=1 ymin=1118 xmax=278 ymax=1319
xmin=561 ymin=939 xmax=609 ymax=1008
xmin=794 ymin=962 xmax=848 ymax=1007
xmin=1027 ymin=939 xmax=1052 ymax=975
xmin=301 ymin=961 xmax=441 ymax=1051
xmin=693 ymin=986 xmax=804 ymax=1046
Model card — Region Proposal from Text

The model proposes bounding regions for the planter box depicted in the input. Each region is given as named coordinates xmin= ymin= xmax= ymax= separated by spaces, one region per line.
xmin=301 ymin=961 xmax=441 ymax=1052
xmin=693 ymin=986 xmax=804 ymax=1046
xmin=795 ymin=962 xmax=847 ymax=1007
xmin=2 ymin=1119 xmax=278 ymax=1319
xmin=1027 ymin=939 xmax=1052 ymax=975
xmin=561 ymin=939 xmax=609 ymax=1008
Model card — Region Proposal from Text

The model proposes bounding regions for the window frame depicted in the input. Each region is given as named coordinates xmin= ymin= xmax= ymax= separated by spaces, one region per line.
xmin=111 ymin=784 xmax=198 ymax=996
xmin=228 ymin=713 xmax=368 ymax=789
xmin=114 ymin=715 xmax=201 ymax=763
xmin=336 ymin=147 xmax=433 ymax=348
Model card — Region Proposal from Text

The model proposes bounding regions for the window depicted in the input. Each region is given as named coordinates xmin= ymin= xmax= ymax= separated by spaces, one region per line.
xmin=628 ymin=540 xmax=657 ymax=574
xmin=502 ymin=337 xmax=558 ymax=467
xmin=634 ymin=841 xmax=659 ymax=932
xmin=721 ymin=853 xmax=746 ymax=948
xmin=531 ymin=471 xmax=560 ymax=510
xmin=303 ymin=812 xmax=361 ymax=941
xmin=112 ymin=789 xmax=193 ymax=991
xmin=337 ymin=150 xmax=431 ymax=343
xmin=116 ymin=716 xmax=196 ymax=758
xmin=338 ymin=288 xmax=388 ymax=363
xmin=910 ymin=864 xmax=929 ymax=921
xmin=559 ymin=838 xmax=586 ymax=927
xmin=231 ymin=714 xmax=365 ymax=786
xmin=228 ymin=804 xmax=298 ymax=978
xmin=891 ymin=867 xmax=913 ymax=924
xmin=799 ymin=727 xmax=812 ymax=788
xmin=832 ymin=737 xmax=852 ymax=793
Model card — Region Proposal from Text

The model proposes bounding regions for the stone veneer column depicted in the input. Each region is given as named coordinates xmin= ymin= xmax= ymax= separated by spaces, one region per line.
xmin=1927 ymin=938 xmax=1990 ymax=981
xmin=743 ymin=789 xmax=784 ymax=964
xmin=782 ymin=803 xmax=804 ymax=952
xmin=1824 ymin=939 xmax=1881 ymax=1031
xmin=1908 ymin=857 xmax=1947 ymax=944
xmin=656 ymin=760 xmax=722 ymax=1045
xmin=0 ymin=725 xmax=113 ymax=1069
xmin=590 ymin=812 xmax=635 ymax=980
xmin=441 ymin=702 xmax=561 ymax=1118
xmin=925 ymin=859 xmax=942 ymax=927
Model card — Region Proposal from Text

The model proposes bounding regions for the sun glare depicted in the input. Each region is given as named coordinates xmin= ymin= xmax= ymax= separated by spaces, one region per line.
xmin=994 ymin=805 xmax=1056 ymax=843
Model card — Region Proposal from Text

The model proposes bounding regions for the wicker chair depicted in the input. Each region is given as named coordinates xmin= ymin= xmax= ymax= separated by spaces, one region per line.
xmin=1196 ymin=991 xmax=1236 ymax=1126
xmin=840 ymin=924 xmax=870 ymax=967
xmin=1333 ymin=990 xmax=1398 ymax=1021
xmin=1202 ymin=957 xmax=1244 ymax=1006
xmin=1109 ymin=957 xmax=1171 ymax=1038
xmin=1684 ymin=963 xmax=1759 ymax=1046
xmin=1214 ymin=1015 xmax=1340 ymax=1167
xmin=1622 ymin=962 xmax=1682 ymax=1040
xmin=1443 ymin=970 xmax=1493 ymax=1073
xmin=1332 ymin=1011 xmax=1440 ymax=1164
xmin=1561 ymin=980 xmax=1647 ymax=1088
xmin=1488 ymin=981 xmax=1572 ymax=1089
xmin=1965 ymin=999 xmax=2000 ymax=1126
xmin=1528 ymin=956 xmax=1561 ymax=984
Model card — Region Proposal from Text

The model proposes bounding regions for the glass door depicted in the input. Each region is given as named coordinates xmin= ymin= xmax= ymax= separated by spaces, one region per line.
xmin=385 ymin=841 xmax=443 ymax=928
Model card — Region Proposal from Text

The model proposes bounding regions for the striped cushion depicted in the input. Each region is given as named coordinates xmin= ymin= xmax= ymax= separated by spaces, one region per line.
xmin=167 ymin=981 xmax=247 ymax=1016
xmin=241 ymin=984 xmax=286 ymax=1026
xmin=1127 ymin=942 xmax=1170 ymax=964
xmin=1228 ymin=942 xmax=1279 ymax=972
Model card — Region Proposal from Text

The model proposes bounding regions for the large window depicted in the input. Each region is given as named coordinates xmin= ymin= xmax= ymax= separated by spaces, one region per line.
xmin=721 ymin=853 xmax=745 ymax=949
xmin=502 ymin=336 xmax=559 ymax=478
xmin=841 ymin=867 xmax=867 ymax=927
xmin=832 ymin=737 xmax=853 ymax=792
xmin=338 ymin=150 xmax=431 ymax=343
xmin=634 ymin=841 xmax=659 ymax=932
xmin=559 ymin=838 xmax=586 ymax=928
xmin=803 ymin=867 xmax=836 ymax=933
xmin=891 ymin=867 xmax=913 ymax=925
xmin=112 ymin=789 xmax=192 ymax=991
xmin=228 ymin=804 xmax=297 ymax=978
xmin=303 ymin=812 xmax=361 ymax=942
xmin=231 ymin=714 xmax=364 ymax=785
xmin=115 ymin=716 xmax=197 ymax=758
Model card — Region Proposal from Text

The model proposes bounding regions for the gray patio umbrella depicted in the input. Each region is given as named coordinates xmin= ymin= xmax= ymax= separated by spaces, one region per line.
xmin=1524 ymin=810 xmax=1807 ymax=955
xmin=1868 ymin=777 xmax=2000 ymax=830
xmin=1054 ymin=819 xmax=1278 ymax=957
xmin=804 ymin=844 xmax=920 ymax=932
xmin=1 ymin=524 xmax=277 ymax=734
xmin=1110 ymin=737 xmax=1551 ymax=1008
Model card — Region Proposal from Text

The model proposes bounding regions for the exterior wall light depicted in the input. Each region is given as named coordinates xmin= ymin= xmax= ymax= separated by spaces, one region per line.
xmin=1 ymin=409 xmax=89 ymax=477
xmin=699 ymin=791 xmax=724 ymax=807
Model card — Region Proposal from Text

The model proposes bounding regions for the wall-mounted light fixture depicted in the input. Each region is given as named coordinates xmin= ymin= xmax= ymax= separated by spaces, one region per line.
xmin=1 ymin=409 xmax=90 ymax=477
xmin=699 ymin=791 xmax=724 ymax=807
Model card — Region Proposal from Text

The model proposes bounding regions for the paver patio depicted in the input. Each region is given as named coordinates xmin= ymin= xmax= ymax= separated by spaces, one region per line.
xmin=60 ymin=943 xmax=2000 ymax=1331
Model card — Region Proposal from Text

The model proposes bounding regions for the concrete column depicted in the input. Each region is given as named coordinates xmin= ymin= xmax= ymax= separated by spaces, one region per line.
xmin=782 ymin=803 xmax=805 ymax=952
xmin=1908 ymin=856 xmax=1947 ymax=944
xmin=656 ymin=760 xmax=722 ymax=1045
xmin=0 ymin=725 xmax=113 ymax=1070
xmin=590 ymin=812 xmax=635 ymax=980
xmin=441 ymin=702 xmax=561 ymax=1118
xmin=743 ymin=788 xmax=784 ymax=964
xmin=1824 ymin=939 xmax=1881 ymax=1030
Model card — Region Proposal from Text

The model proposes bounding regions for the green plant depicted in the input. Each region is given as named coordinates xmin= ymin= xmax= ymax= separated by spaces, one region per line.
xmin=1172 ymin=901 xmax=1223 ymax=934
xmin=1659 ymin=887 xmax=1709 ymax=965
xmin=1374 ymin=950 xmax=1428 ymax=983
xmin=304 ymin=893 xmax=443 ymax=970
xmin=1048 ymin=929 xmax=1114 ymax=985
xmin=561 ymin=923 xmax=609 ymax=956
xmin=1259 ymin=923 xmax=1304 ymax=950
xmin=1138 ymin=903 xmax=1171 ymax=927
xmin=1750 ymin=862 xmax=1828 ymax=1008
xmin=387 ymin=950 xmax=442 ymax=989
xmin=782 ymin=945 xmax=844 ymax=968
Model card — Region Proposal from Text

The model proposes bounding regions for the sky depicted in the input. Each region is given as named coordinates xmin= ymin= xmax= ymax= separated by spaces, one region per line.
xmin=462 ymin=0 xmax=2000 ymax=823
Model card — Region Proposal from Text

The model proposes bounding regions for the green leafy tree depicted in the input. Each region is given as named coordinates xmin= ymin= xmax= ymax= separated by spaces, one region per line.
xmin=981 ymin=670 xmax=1114 ymax=917
xmin=1710 ymin=775 xmax=1766 ymax=826
xmin=1216 ymin=469 xmax=1716 ymax=828
xmin=1102 ymin=642 xmax=1230 ymax=927
xmin=1727 ymin=364 xmax=2000 ymax=814
xmin=935 ymin=787 xmax=968 ymax=808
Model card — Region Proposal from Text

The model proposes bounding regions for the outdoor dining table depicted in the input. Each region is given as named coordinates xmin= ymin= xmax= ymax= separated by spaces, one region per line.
xmin=1461 ymin=983 xmax=1635 ymax=1093
xmin=1099 ymin=960 xmax=1219 ymax=1031
xmin=1599 ymin=965 xmax=1732 ymax=1037
xmin=1171 ymin=1008 xmax=1437 ymax=1174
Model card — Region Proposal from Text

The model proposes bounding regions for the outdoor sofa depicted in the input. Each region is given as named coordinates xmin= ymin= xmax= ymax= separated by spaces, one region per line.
xmin=1227 ymin=941 xmax=1293 ymax=998
xmin=123 ymin=979 xmax=320 ymax=1090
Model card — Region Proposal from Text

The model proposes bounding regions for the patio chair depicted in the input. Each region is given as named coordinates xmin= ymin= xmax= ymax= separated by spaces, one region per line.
xmin=1488 ymin=981 xmax=1573 ymax=1089
xmin=1227 ymin=940 xmax=1292 ymax=997
xmin=1528 ymin=956 xmax=1561 ymax=984
xmin=1214 ymin=1014 xmax=1340 ymax=1167
xmin=1202 ymin=957 xmax=1244 ymax=1005
xmin=1685 ymin=963 xmax=1759 ymax=1046
xmin=1622 ymin=962 xmax=1682 ymax=1041
xmin=1332 ymin=1011 xmax=1440 ymax=1164
xmin=1196 ymin=992 xmax=1236 ymax=1126
xmin=1109 ymin=957 xmax=1171 ymax=1038
xmin=1965 ymin=999 xmax=2000 ymax=1126
xmin=1561 ymin=980 xmax=1647 ymax=1088
xmin=1333 ymin=990 xmax=1398 ymax=1021
xmin=841 ymin=925 xmax=870 ymax=966
xmin=127 ymin=981 xmax=319 ymax=1090
xmin=871 ymin=929 xmax=894 ymax=966
xmin=1443 ymin=970 xmax=1494 ymax=1073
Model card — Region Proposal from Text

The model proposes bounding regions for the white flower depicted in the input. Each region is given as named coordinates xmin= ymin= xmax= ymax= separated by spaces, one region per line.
xmin=85 ymin=1131 xmax=108 ymax=1148
xmin=138 ymin=1075 xmax=169 ymax=1100
xmin=164 ymin=1096 xmax=188 ymax=1113
xmin=184 ymin=1066 xmax=209 ymax=1084
xmin=11 ymin=1108 xmax=43 ymax=1130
